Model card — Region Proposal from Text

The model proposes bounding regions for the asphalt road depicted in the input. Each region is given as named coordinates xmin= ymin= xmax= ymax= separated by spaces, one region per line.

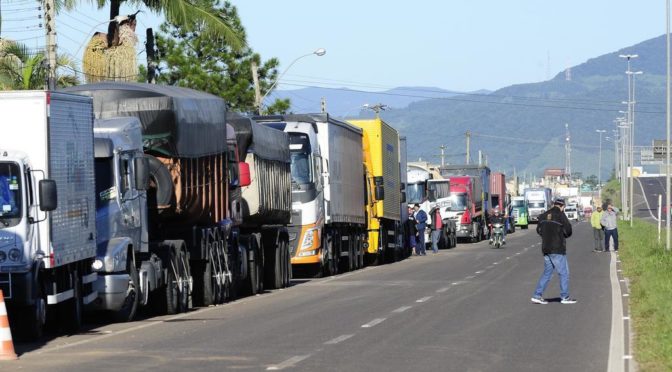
xmin=633 ymin=176 xmax=667 ymax=222
xmin=4 ymin=222 xmax=613 ymax=372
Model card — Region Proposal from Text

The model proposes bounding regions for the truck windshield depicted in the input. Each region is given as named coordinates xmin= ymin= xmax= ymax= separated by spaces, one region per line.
xmin=528 ymin=201 xmax=545 ymax=208
xmin=447 ymin=193 xmax=468 ymax=211
xmin=288 ymin=132 xmax=313 ymax=185
xmin=406 ymin=183 xmax=426 ymax=204
xmin=512 ymin=199 xmax=525 ymax=208
xmin=0 ymin=162 xmax=23 ymax=227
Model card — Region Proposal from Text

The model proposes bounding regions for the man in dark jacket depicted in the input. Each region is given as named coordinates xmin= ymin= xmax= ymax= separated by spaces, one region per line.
xmin=413 ymin=204 xmax=428 ymax=256
xmin=531 ymin=198 xmax=576 ymax=304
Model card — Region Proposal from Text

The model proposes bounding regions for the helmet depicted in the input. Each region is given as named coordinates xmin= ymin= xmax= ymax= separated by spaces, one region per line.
xmin=493 ymin=207 xmax=500 ymax=215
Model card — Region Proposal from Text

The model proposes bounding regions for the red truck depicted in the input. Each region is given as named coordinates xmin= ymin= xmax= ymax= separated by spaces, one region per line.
xmin=490 ymin=172 xmax=515 ymax=233
xmin=445 ymin=176 xmax=487 ymax=242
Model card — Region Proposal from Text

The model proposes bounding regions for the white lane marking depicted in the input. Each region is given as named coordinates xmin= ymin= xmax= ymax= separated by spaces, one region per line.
xmin=493 ymin=262 xmax=499 ymax=265
xmin=623 ymin=355 xmax=633 ymax=360
xmin=623 ymin=317 xmax=630 ymax=320
xmin=436 ymin=287 xmax=450 ymax=293
xmin=623 ymin=293 xmax=630 ymax=297
xmin=515 ymin=252 xmax=522 ymax=255
xmin=486 ymin=265 xmax=494 ymax=269
xmin=361 ymin=318 xmax=386 ymax=328
xmin=452 ymin=282 xmax=461 ymax=285
xmin=619 ymin=279 xmax=625 ymax=282
xmin=416 ymin=296 xmax=432 ymax=303
xmin=506 ymin=257 xmax=511 ymax=260
xmin=607 ymin=246 xmax=626 ymax=372
xmin=267 ymin=355 xmax=312 ymax=370
xmin=475 ymin=271 xmax=483 ymax=274
xmin=392 ymin=306 xmax=413 ymax=313
xmin=465 ymin=276 xmax=476 ymax=280
xmin=324 ymin=334 xmax=354 ymax=345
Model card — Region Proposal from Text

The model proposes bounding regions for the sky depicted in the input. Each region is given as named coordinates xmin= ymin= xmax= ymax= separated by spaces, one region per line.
xmin=0 ymin=0 xmax=665 ymax=92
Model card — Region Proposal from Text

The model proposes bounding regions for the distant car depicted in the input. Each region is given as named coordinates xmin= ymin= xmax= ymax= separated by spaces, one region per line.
xmin=564 ymin=205 xmax=579 ymax=221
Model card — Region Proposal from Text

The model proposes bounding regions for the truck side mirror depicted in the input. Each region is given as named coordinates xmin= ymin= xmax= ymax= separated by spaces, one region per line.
xmin=401 ymin=190 xmax=406 ymax=204
xmin=134 ymin=156 xmax=150 ymax=191
xmin=39 ymin=179 xmax=57 ymax=212
xmin=374 ymin=176 xmax=384 ymax=201
xmin=239 ymin=162 xmax=251 ymax=187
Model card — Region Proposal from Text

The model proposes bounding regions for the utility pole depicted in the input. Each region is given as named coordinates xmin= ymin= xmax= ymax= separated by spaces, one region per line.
xmin=251 ymin=61 xmax=262 ymax=114
xmin=145 ymin=28 xmax=157 ymax=84
xmin=466 ymin=130 xmax=471 ymax=164
xmin=364 ymin=103 xmax=387 ymax=118
xmin=44 ymin=0 xmax=57 ymax=90
xmin=564 ymin=123 xmax=572 ymax=182
xmin=667 ymin=0 xmax=671 ymax=250
xmin=321 ymin=97 xmax=327 ymax=113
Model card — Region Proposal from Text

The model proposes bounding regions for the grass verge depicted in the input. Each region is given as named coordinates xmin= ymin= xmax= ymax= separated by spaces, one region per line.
xmin=619 ymin=219 xmax=672 ymax=371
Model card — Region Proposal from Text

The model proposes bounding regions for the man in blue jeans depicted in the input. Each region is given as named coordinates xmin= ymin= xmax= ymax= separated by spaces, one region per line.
xmin=413 ymin=204 xmax=428 ymax=255
xmin=600 ymin=205 xmax=619 ymax=252
xmin=531 ymin=198 xmax=577 ymax=304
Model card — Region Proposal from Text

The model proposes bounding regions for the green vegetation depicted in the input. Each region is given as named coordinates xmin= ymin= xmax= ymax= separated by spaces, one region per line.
xmin=600 ymin=178 xmax=621 ymax=209
xmin=619 ymin=219 xmax=672 ymax=371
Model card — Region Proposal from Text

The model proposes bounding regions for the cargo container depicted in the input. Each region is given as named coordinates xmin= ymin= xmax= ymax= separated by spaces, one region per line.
xmin=347 ymin=118 xmax=403 ymax=264
xmin=0 ymin=91 xmax=97 ymax=339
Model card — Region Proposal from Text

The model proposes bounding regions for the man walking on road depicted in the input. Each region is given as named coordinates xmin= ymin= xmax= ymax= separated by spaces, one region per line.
xmin=413 ymin=204 xmax=428 ymax=256
xmin=429 ymin=206 xmax=443 ymax=254
xmin=590 ymin=206 xmax=604 ymax=252
xmin=601 ymin=205 xmax=619 ymax=252
xmin=531 ymin=198 xmax=577 ymax=305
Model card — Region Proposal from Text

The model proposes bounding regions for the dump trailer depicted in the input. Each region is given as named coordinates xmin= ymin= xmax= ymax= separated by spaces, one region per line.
xmin=255 ymin=114 xmax=366 ymax=276
xmin=347 ymin=118 xmax=402 ymax=264
xmin=0 ymin=91 xmax=97 ymax=340
xmin=228 ymin=117 xmax=292 ymax=293
xmin=64 ymin=82 xmax=237 ymax=316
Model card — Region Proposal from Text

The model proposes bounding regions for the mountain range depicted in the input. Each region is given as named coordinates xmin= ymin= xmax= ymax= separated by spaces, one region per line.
xmin=275 ymin=35 xmax=668 ymax=181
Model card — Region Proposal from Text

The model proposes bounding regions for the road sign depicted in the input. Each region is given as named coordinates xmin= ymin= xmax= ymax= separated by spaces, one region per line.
xmin=653 ymin=140 xmax=668 ymax=160
xmin=642 ymin=147 xmax=663 ymax=165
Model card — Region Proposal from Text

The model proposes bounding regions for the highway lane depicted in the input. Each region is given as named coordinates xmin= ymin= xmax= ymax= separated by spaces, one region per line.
xmin=4 ymin=222 xmax=613 ymax=372
xmin=633 ymin=176 xmax=666 ymax=222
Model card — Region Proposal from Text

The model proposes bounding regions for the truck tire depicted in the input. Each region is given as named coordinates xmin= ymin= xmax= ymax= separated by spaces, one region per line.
xmin=247 ymin=238 xmax=260 ymax=295
xmin=283 ymin=239 xmax=291 ymax=287
xmin=274 ymin=244 xmax=282 ymax=289
xmin=113 ymin=257 xmax=139 ymax=322
xmin=60 ymin=269 xmax=83 ymax=334
xmin=15 ymin=277 xmax=47 ymax=341
xmin=146 ymin=155 xmax=174 ymax=209
xmin=199 ymin=260 xmax=215 ymax=306
xmin=264 ymin=242 xmax=283 ymax=290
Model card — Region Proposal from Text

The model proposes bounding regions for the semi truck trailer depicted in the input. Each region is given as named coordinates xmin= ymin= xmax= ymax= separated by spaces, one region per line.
xmin=347 ymin=118 xmax=403 ymax=264
xmin=256 ymin=114 xmax=367 ymax=276
xmin=0 ymin=91 xmax=98 ymax=339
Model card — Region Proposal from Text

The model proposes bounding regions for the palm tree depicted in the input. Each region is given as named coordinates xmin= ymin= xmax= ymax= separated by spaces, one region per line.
xmin=60 ymin=0 xmax=244 ymax=50
xmin=0 ymin=41 xmax=79 ymax=90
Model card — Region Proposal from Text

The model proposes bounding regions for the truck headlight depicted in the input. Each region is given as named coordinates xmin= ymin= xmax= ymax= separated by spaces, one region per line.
xmin=92 ymin=259 xmax=104 ymax=271
xmin=302 ymin=229 xmax=316 ymax=248
xmin=0 ymin=251 xmax=6 ymax=263
xmin=8 ymin=248 xmax=22 ymax=262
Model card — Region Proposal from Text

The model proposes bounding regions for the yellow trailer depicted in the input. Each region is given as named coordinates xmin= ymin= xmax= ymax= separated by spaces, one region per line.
xmin=347 ymin=118 xmax=402 ymax=264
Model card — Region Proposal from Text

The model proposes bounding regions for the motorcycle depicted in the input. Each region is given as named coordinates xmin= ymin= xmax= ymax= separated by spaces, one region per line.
xmin=490 ymin=223 xmax=505 ymax=248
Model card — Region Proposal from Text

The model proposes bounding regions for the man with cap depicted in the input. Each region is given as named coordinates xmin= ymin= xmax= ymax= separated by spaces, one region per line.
xmin=590 ymin=206 xmax=605 ymax=252
xmin=531 ymin=197 xmax=577 ymax=304
xmin=600 ymin=204 xmax=619 ymax=252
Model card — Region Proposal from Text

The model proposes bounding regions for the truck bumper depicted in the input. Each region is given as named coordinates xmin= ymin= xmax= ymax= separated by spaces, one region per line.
xmin=90 ymin=273 xmax=129 ymax=311
xmin=515 ymin=216 xmax=528 ymax=226
xmin=455 ymin=224 xmax=474 ymax=238
xmin=0 ymin=271 xmax=34 ymax=306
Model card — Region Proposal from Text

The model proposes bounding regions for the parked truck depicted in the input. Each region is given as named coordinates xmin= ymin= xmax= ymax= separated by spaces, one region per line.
xmin=399 ymin=137 xmax=410 ymax=257
xmin=440 ymin=164 xmax=491 ymax=242
xmin=255 ymin=114 xmax=367 ymax=276
xmin=228 ymin=116 xmax=292 ymax=293
xmin=1 ymin=91 xmax=98 ymax=340
xmin=511 ymin=196 xmax=529 ymax=229
xmin=524 ymin=187 xmax=553 ymax=223
xmin=490 ymin=172 xmax=514 ymax=233
xmin=65 ymin=82 xmax=291 ymax=323
xmin=347 ymin=118 xmax=403 ymax=264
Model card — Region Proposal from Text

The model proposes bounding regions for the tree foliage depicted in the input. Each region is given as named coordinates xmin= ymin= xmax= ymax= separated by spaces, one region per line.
xmin=0 ymin=41 xmax=79 ymax=90
xmin=146 ymin=1 xmax=289 ymax=114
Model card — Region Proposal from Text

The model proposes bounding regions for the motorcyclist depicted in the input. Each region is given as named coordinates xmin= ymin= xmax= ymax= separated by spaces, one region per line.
xmin=489 ymin=207 xmax=507 ymax=244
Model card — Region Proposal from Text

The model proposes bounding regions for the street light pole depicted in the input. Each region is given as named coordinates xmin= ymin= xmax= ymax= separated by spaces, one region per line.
xmin=620 ymin=54 xmax=638 ymax=221
xmin=627 ymin=71 xmax=643 ymax=226
xmin=667 ymin=0 xmax=671 ymax=250
xmin=258 ymin=48 xmax=326 ymax=113
xmin=596 ymin=129 xmax=607 ymax=194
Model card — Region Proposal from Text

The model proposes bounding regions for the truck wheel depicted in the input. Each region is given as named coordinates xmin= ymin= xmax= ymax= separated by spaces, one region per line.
xmin=147 ymin=155 xmax=174 ymax=209
xmin=247 ymin=239 xmax=260 ymax=295
xmin=164 ymin=266 xmax=180 ymax=315
xmin=199 ymin=260 xmax=215 ymax=306
xmin=113 ymin=258 xmax=139 ymax=322
xmin=60 ymin=269 xmax=83 ymax=334
xmin=283 ymin=239 xmax=292 ymax=287
xmin=15 ymin=279 xmax=47 ymax=341
xmin=274 ymin=244 xmax=283 ymax=289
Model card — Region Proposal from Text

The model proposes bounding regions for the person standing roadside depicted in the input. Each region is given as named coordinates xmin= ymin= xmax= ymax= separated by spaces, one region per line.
xmin=601 ymin=205 xmax=619 ymax=252
xmin=590 ymin=206 xmax=605 ymax=252
xmin=531 ymin=198 xmax=576 ymax=305
xmin=406 ymin=206 xmax=417 ymax=255
xmin=413 ymin=204 xmax=428 ymax=256
xmin=429 ymin=206 xmax=443 ymax=254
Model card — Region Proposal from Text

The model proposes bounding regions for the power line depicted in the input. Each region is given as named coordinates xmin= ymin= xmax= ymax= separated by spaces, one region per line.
xmin=277 ymin=82 xmax=666 ymax=115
